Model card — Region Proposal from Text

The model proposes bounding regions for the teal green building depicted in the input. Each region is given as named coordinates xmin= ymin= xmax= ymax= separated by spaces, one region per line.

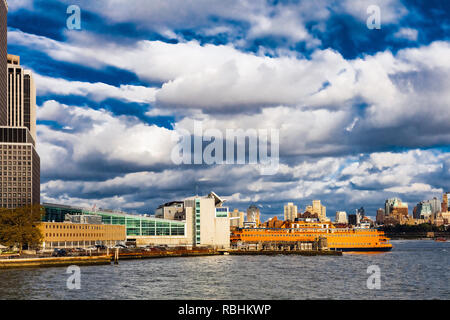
xmin=42 ymin=203 xmax=185 ymax=237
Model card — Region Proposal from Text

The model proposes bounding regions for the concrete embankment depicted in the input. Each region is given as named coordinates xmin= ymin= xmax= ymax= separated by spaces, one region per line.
xmin=0 ymin=255 xmax=111 ymax=269
xmin=114 ymin=249 xmax=220 ymax=260
xmin=224 ymin=250 xmax=342 ymax=256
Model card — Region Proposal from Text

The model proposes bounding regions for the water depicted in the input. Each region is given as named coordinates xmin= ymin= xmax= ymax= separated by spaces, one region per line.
xmin=0 ymin=240 xmax=448 ymax=300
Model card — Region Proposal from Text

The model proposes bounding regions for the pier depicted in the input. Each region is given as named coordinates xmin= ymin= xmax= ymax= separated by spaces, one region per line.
xmin=0 ymin=255 xmax=111 ymax=269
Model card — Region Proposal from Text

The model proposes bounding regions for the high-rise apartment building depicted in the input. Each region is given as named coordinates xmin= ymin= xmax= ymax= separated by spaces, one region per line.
xmin=0 ymin=0 xmax=7 ymax=125
xmin=442 ymin=193 xmax=449 ymax=213
xmin=7 ymin=54 xmax=36 ymax=141
xmin=376 ymin=208 xmax=385 ymax=224
xmin=335 ymin=211 xmax=347 ymax=224
xmin=284 ymin=202 xmax=297 ymax=221
xmin=230 ymin=209 xmax=245 ymax=229
xmin=247 ymin=204 xmax=260 ymax=225
xmin=305 ymin=200 xmax=327 ymax=221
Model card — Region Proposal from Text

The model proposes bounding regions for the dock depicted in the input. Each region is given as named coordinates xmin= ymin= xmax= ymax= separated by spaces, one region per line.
xmin=0 ymin=255 xmax=111 ymax=269
xmin=112 ymin=248 xmax=220 ymax=260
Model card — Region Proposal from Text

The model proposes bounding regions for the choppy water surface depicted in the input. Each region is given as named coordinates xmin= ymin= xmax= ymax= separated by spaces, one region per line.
xmin=0 ymin=240 xmax=448 ymax=299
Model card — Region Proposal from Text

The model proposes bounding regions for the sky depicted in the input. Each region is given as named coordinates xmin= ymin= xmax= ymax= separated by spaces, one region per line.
xmin=5 ymin=0 xmax=450 ymax=221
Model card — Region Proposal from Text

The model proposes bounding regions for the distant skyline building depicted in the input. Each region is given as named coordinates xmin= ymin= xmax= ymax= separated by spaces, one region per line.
xmin=348 ymin=213 xmax=361 ymax=226
xmin=305 ymin=200 xmax=327 ymax=221
xmin=230 ymin=209 xmax=244 ymax=228
xmin=335 ymin=211 xmax=347 ymax=224
xmin=385 ymin=197 xmax=408 ymax=216
xmin=284 ymin=202 xmax=297 ymax=221
xmin=415 ymin=201 xmax=432 ymax=219
xmin=376 ymin=208 xmax=385 ymax=224
xmin=0 ymin=0 xmax=7 ymax=125
xmin=247 ymin=205 xmax=260 ymax=225
xmin=442 ymin=193 xmax=449 ymax=213
xmin=414 ymin=197 xmax=441 ymax=219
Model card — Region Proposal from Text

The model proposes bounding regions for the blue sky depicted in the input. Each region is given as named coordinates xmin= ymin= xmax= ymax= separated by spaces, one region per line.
xmin=5 ymin=0 xmax=450 ymax=220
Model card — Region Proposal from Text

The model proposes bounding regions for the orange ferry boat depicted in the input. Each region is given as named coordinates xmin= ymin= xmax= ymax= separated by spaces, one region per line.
xmin=231 ymin=221 xmax=393 ymax=252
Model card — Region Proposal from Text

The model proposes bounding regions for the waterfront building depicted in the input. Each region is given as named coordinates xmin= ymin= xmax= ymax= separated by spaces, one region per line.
xmin=284 ymin=202 xmax=297 ymax=221
xmin=39 ymin=221 xmax=126 ymax=250
xmin=229 ymin=209 xmax=244 ymax=229
xmin=43 ymin=203 xmax=188 ymax=247
xmin=0 ymin=0 xmax=7 ymax=125
xmin=184 ymin=192 xmax=230 ymax=248
xmin=246 ymin=204 xmax=260 ymax=226
xmin=335 ymin=211 xmax=347 ymax=224
xmin=43 ymin=191 xmax=230 ymax=249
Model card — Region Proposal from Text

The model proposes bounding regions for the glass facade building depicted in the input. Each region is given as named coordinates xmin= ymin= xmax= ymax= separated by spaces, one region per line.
xmin=42 ymin=203 xmax=186 ymax=237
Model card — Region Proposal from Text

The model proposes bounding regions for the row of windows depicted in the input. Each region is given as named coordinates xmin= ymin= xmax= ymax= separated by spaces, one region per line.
xmin=126 ymin=227 xmax=185 ymax=236
xmin=0 ymin=156 xmax=32 ymax=160
xmin=1 ymin=161 xmax=32 ymax=165
xmin=2 ymin=193 xmax=31 ymax=197
xmin=0 ymin=145 xmax=31 ymax=150
xmin=45 ymin=224 xmax=104 ymax=230
xmin=244 ymin=234 xmax=378 ymax=239
xmin=0 ymin=201 xmax=33 ymax=207
xmin=0 ymin=173 xmax=32 ymax=178
xmin=46 ymin=233 xmax=105 ymax=238
xmin=1 ymin=182 xmax=32 ymax=186
xmin=2 ymin=168 xmax=31 ymax=173
xmin=1 ymin=188 xmax=31 ymax=192
xmin=0 ymin=176 xmax=31 ymax=182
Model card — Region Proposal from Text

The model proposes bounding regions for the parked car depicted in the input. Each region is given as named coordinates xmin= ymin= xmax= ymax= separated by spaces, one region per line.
xmin=95 ymin=244 xmax=107 ymax=250
xmin=112 ymin=244 xmax=127 ymax=249
xmin=51 ymin=249 xmax=67 ymax=257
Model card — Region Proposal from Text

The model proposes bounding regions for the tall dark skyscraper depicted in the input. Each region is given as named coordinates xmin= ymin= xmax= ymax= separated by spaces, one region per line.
xmin=0 ymin=0 xmax=7 ymax=125
xmin=0 ymin=1 xmax=40 ymax=209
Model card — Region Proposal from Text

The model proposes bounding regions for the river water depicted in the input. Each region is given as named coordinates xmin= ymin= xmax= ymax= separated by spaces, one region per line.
xmin=0 ymin=240 xmax=448 ymax=300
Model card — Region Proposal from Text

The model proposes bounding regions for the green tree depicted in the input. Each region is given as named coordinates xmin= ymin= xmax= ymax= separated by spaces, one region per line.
xmin=0 ymin=204 xmax=44 ymax=253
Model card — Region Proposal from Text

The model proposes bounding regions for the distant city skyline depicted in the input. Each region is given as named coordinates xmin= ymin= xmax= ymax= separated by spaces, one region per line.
xmin=3 ymin=0 xmax=450 ymax=218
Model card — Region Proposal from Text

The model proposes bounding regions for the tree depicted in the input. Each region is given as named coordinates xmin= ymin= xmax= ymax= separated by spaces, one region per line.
xmin=0 ymin=204 xmax=44 ymax=253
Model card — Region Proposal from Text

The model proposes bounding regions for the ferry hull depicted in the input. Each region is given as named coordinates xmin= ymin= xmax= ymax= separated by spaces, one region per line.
xmin=333 ymin=246 xmax=392 ymax=252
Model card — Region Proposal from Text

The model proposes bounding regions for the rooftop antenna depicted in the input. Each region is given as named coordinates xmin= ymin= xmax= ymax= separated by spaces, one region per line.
xmin=196 ymin=185 xmax=199 ymax=197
